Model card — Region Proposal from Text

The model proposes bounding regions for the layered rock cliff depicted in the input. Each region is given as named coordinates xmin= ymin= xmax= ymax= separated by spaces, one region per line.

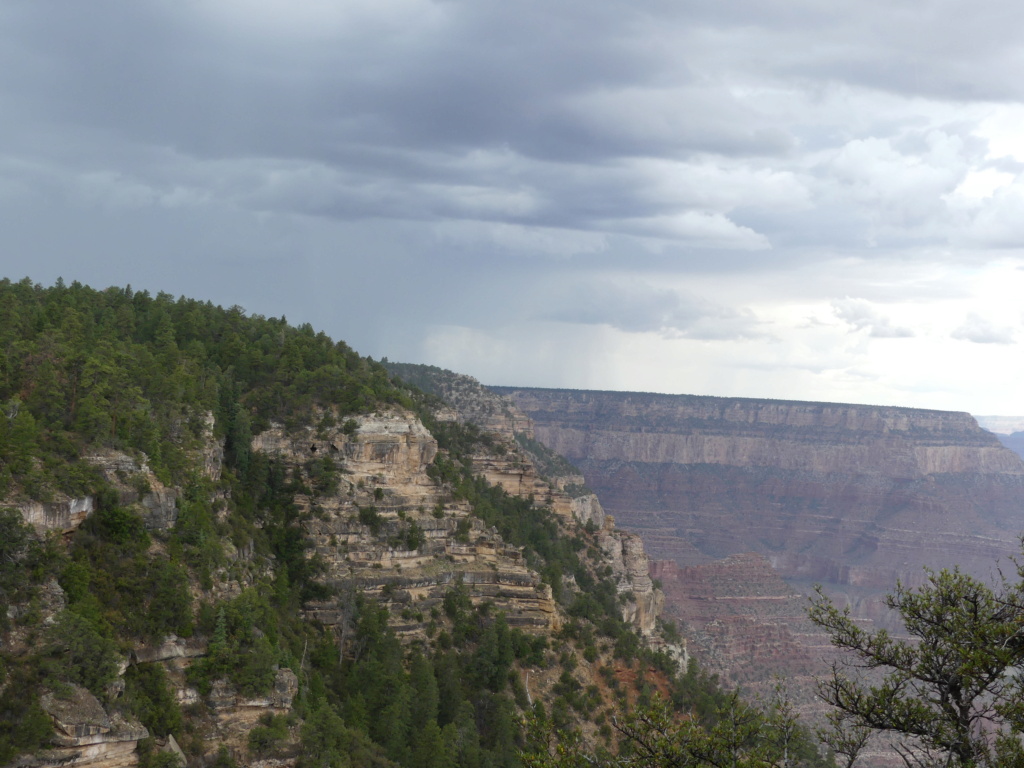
xmin=494 ymin=387 xmax=1024 ymax=691
xmin=255 ymin=410 xmax=560 ymax=635
xmin=388 ymin=364 xmax=668 ymax=640
xmin=495 ymin=388 xmax=1024 ymax=588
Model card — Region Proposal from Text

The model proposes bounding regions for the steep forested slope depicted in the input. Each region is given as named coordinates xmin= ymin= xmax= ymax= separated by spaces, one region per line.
xmin=1 ymin=280 xmax=763 ymax=768
xmin=0 ymin=280 xmax=827 ymax=768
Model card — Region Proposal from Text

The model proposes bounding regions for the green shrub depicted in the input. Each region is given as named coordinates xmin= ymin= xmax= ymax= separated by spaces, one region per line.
xmin=123 ymin=663 xmax=184 ymax=738
xmin=43 ymin=610 xmax=120 ymax=696
xmin=248 ymin=713 xmax=290 ymax=757
xmin=358 ymin=506 xmax=382 ymax=535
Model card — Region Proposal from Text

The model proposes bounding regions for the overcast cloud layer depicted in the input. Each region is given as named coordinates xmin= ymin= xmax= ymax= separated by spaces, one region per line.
xmin=4 ymin=0 xmax=1024 ymax=414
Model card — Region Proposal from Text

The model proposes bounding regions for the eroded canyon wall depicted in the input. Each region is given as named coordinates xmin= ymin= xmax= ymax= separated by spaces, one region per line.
xmin=493 ymin=387 xmax=1024 ymax=603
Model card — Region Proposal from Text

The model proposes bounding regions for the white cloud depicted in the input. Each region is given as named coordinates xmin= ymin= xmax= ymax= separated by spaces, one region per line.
xmin=605 ymin=212 xmax=772 ymax=250
xmin=957 ymin=180 xmax=1024 ymax=247
xmin=951 ymin=313 xmax=1016 ymax=344
xmin=832 ymin=298 xmax=915 ymax=338
xmin=948 ymin=168 xmax=1015 ymax=203
xmin=824 ymin=131 xmax=968 ymax=234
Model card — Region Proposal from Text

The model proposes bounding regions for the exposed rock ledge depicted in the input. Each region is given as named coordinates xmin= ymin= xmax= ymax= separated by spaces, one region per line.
xmin=18 ymin=685 xmax=149 ymax=768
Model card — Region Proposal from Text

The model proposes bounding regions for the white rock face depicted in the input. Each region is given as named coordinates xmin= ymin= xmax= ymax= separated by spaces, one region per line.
xmin=598 ymin=528 xmax=663 ymax=637
xmin=252 ymin=409 xmax=438 ymax=491
xmin=346 ymin=411 xmax=438 ymax=480
xmin=570 ymin=493 xmax=606 ymax=529
xmin=19 ymin=496 xmax=94 ymax=532
xmin=131 ymin=634 xmax=208 ymax=664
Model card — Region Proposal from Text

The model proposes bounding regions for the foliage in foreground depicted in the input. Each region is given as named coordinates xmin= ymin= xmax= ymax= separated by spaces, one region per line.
xmin=523 ymin=685 xmax=825 ymax=768
xmin=809 ymin=563 xmax=1024 ymax=768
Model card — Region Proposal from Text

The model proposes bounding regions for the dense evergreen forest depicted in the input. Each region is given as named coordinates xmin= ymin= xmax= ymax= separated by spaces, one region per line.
xmin=0 ymin=278 xmax=828 ymax=768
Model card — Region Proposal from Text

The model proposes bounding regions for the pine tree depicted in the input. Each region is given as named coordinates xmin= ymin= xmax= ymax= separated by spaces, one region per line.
xmin=809 ymin=567 xmax=1024 ymax=768
xmin=410 ymin=652 xmax=439 ymax=730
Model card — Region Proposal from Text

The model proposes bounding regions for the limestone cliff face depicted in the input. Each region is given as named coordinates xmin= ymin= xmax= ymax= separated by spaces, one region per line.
xmin=34 ymin=686 xmax=149 ymax=768
xmin=570 ymin=492 xmax=606 ymax=529
xmin=252 ymin=410 xmax=439 ymax=507
xmin=18 ymin=496 xmax=95 ymax=533
xmin=385 ymin=364 xmax=671 ymax=638
xmin=390 ymin=368 xmax=667 ymax=639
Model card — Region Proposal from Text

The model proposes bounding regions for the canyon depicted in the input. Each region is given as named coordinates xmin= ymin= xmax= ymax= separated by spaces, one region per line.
xmin=494 ymin=387 xmax=1024 ymax=694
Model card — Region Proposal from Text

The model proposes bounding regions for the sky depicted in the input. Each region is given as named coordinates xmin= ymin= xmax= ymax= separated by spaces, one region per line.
xmin=3 ymin=1 xmax=1024 ymax=416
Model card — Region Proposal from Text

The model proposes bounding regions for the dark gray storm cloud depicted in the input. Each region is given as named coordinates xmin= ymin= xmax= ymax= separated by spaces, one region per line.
xmin=3 ymin=0 xmax=1024 ymax=411
xmin=542 ymin=278 xmax=764 ymax=340
xmin=0 ymin=1 xmax=800 ymax=237
xmin=6 ymin=0 xmax=1017 ymax=252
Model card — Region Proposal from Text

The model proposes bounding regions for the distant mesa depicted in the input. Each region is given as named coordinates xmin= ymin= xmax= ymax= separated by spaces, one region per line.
xmin=493 ymin=387 xmax=1024 ymax=613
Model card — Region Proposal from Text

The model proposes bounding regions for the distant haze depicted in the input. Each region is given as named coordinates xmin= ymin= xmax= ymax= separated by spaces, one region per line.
xmin=975 ymin=416 xmax=1024 ymax=435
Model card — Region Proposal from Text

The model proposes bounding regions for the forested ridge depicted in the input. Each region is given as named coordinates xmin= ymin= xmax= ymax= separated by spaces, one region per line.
xmin=0 ymin=277 xmax=408 ymax=499
xmin=0 ymin=279 xmax=827 ymax=768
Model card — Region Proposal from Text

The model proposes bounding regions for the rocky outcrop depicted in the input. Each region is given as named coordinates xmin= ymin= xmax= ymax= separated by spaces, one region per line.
xmin=83 ymin=452 xmax=181 ymax=530
xmin=130 ymin=634 xmax=207 ymax=665
xmin=253 ymin=409 xmax=560 ymax=638
xmin=254 ymin=379 xmax=669 ymax=645
xmin=17 ymin=496 xmax=94 ymax=533
xmin=386 ymin=369 xmax=667 ymax=637
xmin=203 ymin=669 xmax=299 ymax=736
xmin=386 ymin=362 xmax=534 ymax=437
xmin=252 ymin=409 xmax=439 ymax=508
xmin=571 ymin=493 xmax=606 ymax=530
xmin=599 ymin=527 xmax=662 ymax=636
xmin=31 ymin=686 xmax=148 ymax=768
xmin=16 ymin=450 xmax=184 ymax=533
